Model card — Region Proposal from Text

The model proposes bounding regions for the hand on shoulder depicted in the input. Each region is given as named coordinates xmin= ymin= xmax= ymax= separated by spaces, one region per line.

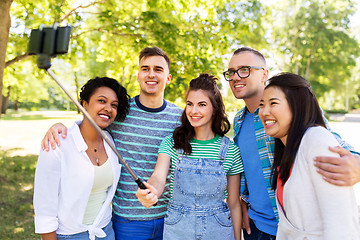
xmin=314 ymin=146 xmax=360 ymax=186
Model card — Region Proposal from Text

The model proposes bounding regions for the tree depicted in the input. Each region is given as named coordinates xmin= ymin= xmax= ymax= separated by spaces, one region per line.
xmin=89 ymin=0 xmax=267 ymax=101
xmin=270 ymin=0 xmax=360 ymax=107
xmin=0 ymin=0 xmax=13 ymax=117
xmin=2 ymin=0 xmax=267 ymax=113
xmin=2 ymin=0 xmax=104 ymax=113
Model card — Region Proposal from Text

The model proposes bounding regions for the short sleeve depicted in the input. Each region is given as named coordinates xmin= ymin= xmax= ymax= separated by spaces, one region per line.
xmin=158 ymin=135 xmax=175 ymax=156
xmin=226 ymin=143 xmax=244 ymax=176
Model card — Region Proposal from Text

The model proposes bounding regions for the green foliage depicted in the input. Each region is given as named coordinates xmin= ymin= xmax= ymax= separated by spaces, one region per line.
xmin=5 ymin=0 xmax=86 ymax=110
xmin=270 ymin=0 xmax=360 ymax=107
xmin=4 ymin=0 xmax=360 ymax=112
xmin=6 ymin=0 xmax=267 ymax=109
xmin=0 ymin=149 xmax=38 ymax=240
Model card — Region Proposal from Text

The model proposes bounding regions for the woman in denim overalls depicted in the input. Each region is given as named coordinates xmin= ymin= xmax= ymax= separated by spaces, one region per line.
xmin=137 ymin=74 xmax=243 ymax=240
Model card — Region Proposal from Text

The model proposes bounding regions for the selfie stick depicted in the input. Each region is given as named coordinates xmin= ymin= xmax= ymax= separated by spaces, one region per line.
xmin=46 ymin=68 xmax=147 ymax=190
xmin=28 ymin=26 xmax=147 ymax=191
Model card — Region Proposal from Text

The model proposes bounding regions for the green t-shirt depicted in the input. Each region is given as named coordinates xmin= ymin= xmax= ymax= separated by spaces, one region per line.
xmin=158 ymin=134 xmax=244 ymax=198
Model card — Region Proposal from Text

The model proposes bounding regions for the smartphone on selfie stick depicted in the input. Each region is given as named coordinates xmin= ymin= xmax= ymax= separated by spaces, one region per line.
xmin=27 ymin=25 xmax=150 ymax=193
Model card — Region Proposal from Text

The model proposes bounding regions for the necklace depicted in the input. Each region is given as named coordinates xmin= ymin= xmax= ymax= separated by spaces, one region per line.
xmin=94 ymin=142 xmax=101 ymax=166
xmin=79 ymin=123 xmax=102 ymax=166
xmin=94 ymin=148 xmax=99 ymax=165
xmin=86 ymin=138 xmax=102 ymax=166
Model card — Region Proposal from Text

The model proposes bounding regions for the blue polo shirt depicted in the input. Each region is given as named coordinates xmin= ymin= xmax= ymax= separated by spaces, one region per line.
xmin=236 ymin=111 xmax=277 ymax=236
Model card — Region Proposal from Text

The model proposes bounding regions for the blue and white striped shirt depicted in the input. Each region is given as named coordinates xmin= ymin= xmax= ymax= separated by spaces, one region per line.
xmin=108 ymin=96 xmax=182 ymax=220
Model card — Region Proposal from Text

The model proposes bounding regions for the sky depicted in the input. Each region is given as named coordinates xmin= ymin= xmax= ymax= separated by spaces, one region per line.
xmin=351 ymin=0 xmax=360 ymax=28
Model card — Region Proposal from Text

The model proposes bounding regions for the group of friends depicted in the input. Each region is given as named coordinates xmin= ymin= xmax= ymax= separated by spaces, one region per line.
xmin=33 ymin=46 xmax=360 ymax=240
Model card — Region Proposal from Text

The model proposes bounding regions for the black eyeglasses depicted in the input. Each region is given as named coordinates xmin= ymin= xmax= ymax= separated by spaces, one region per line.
xmin=223 ymin=66 xmax=265 ymax=81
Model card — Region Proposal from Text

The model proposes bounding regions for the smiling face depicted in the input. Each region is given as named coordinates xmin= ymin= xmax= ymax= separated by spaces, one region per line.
xmin=259 ymin=86 xmax=292 ymax=145
xmin=137 ymin=55 xmax=171 ymax=97
xmin=83 ymin=86 xmax=119 ymax=129
xmin=185 ymin=89 xmax=214 ymax=133
xmin=227 ymin=52 xmax=268 ymax=110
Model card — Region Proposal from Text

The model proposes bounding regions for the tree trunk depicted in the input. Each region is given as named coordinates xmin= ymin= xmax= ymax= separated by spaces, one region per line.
xmin=1 ymin=86 xmax=11 ymax=114
xmin=14 ymin=99 xmax=18 ymax=111
xmin=0 ymin=0 xmax=13 ymax=118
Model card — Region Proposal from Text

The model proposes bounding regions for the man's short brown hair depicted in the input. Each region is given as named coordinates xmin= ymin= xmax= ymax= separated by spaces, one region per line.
xmin=233 ymin=47 xmax=266 ymax=66
xmin=139 ymin=47 xmax=170 ymax=69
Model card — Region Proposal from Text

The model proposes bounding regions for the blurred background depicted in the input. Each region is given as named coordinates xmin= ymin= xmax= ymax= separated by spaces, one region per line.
xmin=0 ymin=0 xmax=359 ymax=239
xmin=1 ymin=0 xmax=360 ymax=114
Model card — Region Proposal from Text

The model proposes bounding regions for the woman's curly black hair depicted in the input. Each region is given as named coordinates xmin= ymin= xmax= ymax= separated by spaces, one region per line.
xmin=79 ymin=77 xmax=130 ymax=122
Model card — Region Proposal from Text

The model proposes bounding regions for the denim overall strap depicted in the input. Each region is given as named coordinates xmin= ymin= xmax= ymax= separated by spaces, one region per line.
xmin=218 ymin=136 xmax=231 ymax=160
xmin=164 ymin=138 xmax=234 ymax=239
xmin=175 ymin=148 xmax=184 ymax=157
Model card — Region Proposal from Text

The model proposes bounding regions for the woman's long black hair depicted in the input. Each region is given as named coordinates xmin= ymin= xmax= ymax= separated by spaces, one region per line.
xmin=172 ymin=73 xmax=230 ymax=155
xmin=268 ymin=73 xmax=326 ymax=189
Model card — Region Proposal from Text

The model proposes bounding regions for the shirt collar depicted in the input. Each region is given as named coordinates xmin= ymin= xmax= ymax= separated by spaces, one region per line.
xmin=69 ymin=121 xmax=88 ymax=153
xmin=134 ymin=95 xmax=167 ymax=112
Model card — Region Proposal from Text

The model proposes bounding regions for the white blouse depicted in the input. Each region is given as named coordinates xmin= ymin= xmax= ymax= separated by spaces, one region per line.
xmin=33 ymin=122 xmax=121 ymax=240
xmin=277 ymin=126 xmax=360 ymax=240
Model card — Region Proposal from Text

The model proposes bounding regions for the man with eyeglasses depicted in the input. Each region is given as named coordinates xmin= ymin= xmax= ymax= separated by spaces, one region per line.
xmin=224 ymin=47 xmax=360 ymax=240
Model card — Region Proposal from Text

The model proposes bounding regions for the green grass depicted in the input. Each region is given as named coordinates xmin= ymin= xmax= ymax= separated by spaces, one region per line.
xmin=0 ymin=149 xmax=39 ymax=240
xmin=1 ymin=114 xmax=61 ymax=120
xmin=1 ymin=111 xmax=79 ymax=121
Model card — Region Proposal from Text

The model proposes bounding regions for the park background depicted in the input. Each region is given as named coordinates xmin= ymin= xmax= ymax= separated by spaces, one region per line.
xmin=0 ymin=0 xmax=360 ymax=239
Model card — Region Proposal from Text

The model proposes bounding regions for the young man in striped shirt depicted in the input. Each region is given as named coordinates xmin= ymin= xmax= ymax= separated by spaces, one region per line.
xmin=41 ymin=47 xmax=183 ymax=239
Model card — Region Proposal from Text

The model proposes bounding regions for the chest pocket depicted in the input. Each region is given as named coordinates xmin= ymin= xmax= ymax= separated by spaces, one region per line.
xmin=175 ymin=157 xmax=226 ymax=197
xmin=174 ymin=137 xmax=231 ymax=197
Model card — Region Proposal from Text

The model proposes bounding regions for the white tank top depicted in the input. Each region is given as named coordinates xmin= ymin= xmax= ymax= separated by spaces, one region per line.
xmin=83 ymin=159 xmax=113 ymax=225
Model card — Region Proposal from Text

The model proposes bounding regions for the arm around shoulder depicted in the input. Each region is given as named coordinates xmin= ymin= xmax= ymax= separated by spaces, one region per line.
xmin=314 ymin=145 xmax=360 ymax=186
xmin=41 ymin=123 xmax=68 ymax=151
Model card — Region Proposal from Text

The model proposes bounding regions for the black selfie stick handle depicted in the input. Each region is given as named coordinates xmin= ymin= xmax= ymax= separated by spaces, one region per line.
xmin=135 ymin=177 xmax=157 ymax=206
xmin=136 ymin=177 xmax=147 ymax=189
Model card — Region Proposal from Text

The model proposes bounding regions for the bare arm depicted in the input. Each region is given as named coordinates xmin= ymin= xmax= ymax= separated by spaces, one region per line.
xmin=41 ymin=231 xmax=57 ymax=240
xmin=240 ymin=197 xmax=250 ymax=235
xmin=239 ymin=168 xmax=251 ymax=235
xmin=314 ymin=146 xmax=360 ymax=186
xmin=41 ymin=123 xmax=68 ymax=151
xmin=136 ymin=153 xmax=171 ymax=208
xmin=227 ymin=174 xmax=242 ymax=240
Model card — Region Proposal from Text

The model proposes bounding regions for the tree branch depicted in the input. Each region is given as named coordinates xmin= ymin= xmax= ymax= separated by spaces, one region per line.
xmin=5 ymin=53 xmax=30 ymax=68
xmin=72 ymin=28 xmax=142 ymax=38
xmin=58 ymin=0 xmax=106 ymax=23
xmin=53 ymin=0 xmax=67 ymax=23
xmin=5 ymin=26 xmax=140 ymax=68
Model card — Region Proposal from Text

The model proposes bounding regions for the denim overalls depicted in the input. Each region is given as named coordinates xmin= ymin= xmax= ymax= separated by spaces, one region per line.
xmin=163 ymin=137 xmax=234 ymax=240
